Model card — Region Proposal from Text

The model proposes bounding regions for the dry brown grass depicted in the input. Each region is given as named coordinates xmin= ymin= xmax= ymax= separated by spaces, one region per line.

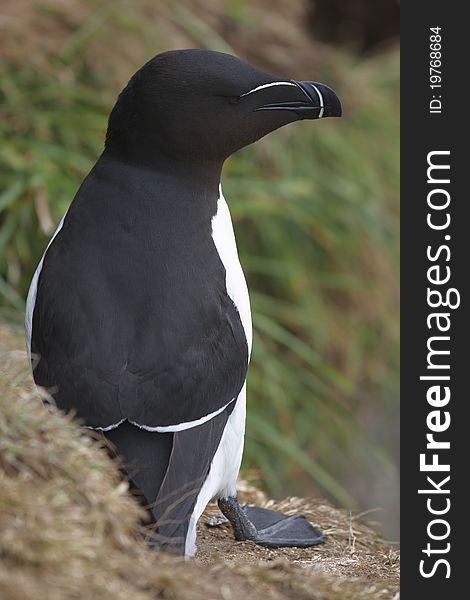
xmin=0 ymin=324 xmax=399 ymax=599
xmin=0 ymin=0 xmax=338 ymax=81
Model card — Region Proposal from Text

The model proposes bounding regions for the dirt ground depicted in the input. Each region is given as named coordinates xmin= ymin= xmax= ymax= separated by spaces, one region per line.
xmin=194 ymin=483 xmax=400 ymax=599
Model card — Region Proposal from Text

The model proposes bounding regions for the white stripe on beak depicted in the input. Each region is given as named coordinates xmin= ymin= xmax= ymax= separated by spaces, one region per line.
xmin=309 ymin=84 xmax=324 ymax=118
xmin=239 ymin=81 xmax=297 ymax=98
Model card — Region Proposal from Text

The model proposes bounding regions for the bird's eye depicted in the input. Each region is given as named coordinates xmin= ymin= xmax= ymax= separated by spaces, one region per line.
xmin=215 ymin=94 xmax=241 ymax=105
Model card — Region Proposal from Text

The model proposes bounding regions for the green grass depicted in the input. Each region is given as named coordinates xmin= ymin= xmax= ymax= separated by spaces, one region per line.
xmin=0 ymin=1 xmax=399 ymax=512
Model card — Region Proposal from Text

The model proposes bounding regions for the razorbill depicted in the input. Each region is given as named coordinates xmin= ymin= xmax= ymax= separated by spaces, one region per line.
xmin=25 ymin=49 xmax=342 ymax=556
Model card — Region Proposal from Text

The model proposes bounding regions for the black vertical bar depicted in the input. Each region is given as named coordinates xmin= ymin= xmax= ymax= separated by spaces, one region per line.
xmin=401 ymin=2 xmax=467 ymax=597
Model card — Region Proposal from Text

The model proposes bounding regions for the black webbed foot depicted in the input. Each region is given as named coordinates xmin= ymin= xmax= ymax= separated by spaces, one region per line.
xmin=217 ymin=497 xmax=325 ymax=548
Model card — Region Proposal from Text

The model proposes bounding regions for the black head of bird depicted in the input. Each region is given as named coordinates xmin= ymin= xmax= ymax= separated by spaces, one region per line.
xmin=105 ymin=49 xmax=341 ymax=164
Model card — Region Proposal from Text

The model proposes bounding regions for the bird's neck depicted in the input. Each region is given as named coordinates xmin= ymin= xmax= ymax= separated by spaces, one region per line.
xmin=98 ymin=149 xmax=223 ymax=205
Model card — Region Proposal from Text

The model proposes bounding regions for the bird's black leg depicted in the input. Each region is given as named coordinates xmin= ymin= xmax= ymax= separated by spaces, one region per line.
xmin=217 ymin=496 xmax=259 ymax=541
xmin=218 ymin=496 xmax=325 ymax=548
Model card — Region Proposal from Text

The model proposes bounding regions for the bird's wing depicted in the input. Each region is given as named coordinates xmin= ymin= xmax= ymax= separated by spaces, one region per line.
xmin=30 ymin=170 xmax=248 ymax=430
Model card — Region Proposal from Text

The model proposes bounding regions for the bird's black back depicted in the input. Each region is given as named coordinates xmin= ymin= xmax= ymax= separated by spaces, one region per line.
xmin=31 ymin=153 xmax=248 ymax=429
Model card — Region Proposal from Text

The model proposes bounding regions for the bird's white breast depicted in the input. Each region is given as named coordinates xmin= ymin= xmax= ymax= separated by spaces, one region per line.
xmin=211 ymin=187 xmax=252 ymax=356
xmin=25 ymin=214 xmax=67 ymax=364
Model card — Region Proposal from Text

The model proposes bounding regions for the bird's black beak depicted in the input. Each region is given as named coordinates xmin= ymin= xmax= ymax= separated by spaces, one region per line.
xmin=255 ymin=81 xmax=342 ymax=120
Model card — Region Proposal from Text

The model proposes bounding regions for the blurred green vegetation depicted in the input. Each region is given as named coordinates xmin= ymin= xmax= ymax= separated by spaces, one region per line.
xmin=0 ymin=0 xmax=399 ymax=524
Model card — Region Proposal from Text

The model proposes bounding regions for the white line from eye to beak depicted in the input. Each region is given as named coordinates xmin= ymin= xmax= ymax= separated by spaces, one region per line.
xmin=309 ymin=84 xmax=324 ymax=118
xmin=239 ymin=81 xmax=297 ymax=98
